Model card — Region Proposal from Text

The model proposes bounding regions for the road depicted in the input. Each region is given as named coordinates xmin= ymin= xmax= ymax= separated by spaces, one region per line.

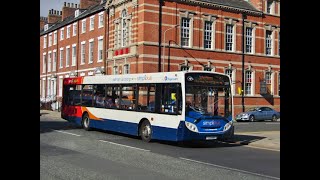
xmin=234 ymin=121 xmax=280 ymax=132
xmin=40 ymin=111 xmax=280 ymax=180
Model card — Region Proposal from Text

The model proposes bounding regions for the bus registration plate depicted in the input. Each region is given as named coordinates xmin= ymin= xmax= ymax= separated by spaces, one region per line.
xmin=206 ymin=136 xmax=217 ymax=140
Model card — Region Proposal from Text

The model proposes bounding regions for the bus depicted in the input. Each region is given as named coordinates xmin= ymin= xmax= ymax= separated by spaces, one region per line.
xmin=61 ymin=71 xmax=234 ymax=142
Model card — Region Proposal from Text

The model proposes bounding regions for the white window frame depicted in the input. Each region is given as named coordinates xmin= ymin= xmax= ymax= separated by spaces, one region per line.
xmin=48 ymin=51 xmax=52 ymax=72
xmin=59 ymin=77 xmax=63 ymax=96
xmin=266 ymin=30 xmax=273 ymax=56
xmin=53 ymin=31 xmax=57 ymax=45
xmin=81 ymin=41 xmax=86 ymax=64
xmin=72 ymin=44 xmax=77 ymax=66
xmin=67 ymin=25 xmax=71 ymax=38
xmin=90 ymin=15 xmax=95 ymax=31
xmin=278 ymin=31 xmax=280 ymax=56
xmin=245 ymin=27 xmax=253 ymax=53
xmin=204 ymin=21 xmax=214 ymax=49
xmin=98 ymin=12 xmax=104 ymax=28
xmin=278 ymin=72 xmax=280 ymax=96
xmin=266 ymin=0 xmax=274 ymax=14
xmin=60 ymin=28 xmax=64 ymax=41
xmin=82 ymin=19 xmax=86 ymax=34
xmin=225 ymin=24 xmax=234 ymax=51
xmin=244 ymin=70 xmax=255 ymax=96
xmin=225 ymin=67 xmax=236 ymax=95
xmin=97 ymin=36 xmax=103 ymax=62
xmin=59 ymin=48 xmax=64 ymax=68
xmin=123 ymin=64 xmax=130 ymax=74
xmin=121 ymin=10 xmax=127 ymax=47
xmin=49 ymin=33 xmax=52 ymax=47
xmin=265 ymin=71 xmax=274 ymax=95
xmin=42 ymin=53 xmax=46 ymax=73
xmin=52 ymin=50 xmax=57 ymax=72
xmin=89 ymin=39 xmax=94 ymax=64
xmin=73 ymin=23 xmax=77 ymax=36
xmin=181 ymin=17 xmax=191 ymax=47
xmin=42 ymin=79 xmax=46 ymax=98
xmin=66 ymin=46 xmax=70 ymax=67
xmin=113 ymin=66 xmax=118 ymax=75
xmin=43 ymin=35 xmax=47 ymax=48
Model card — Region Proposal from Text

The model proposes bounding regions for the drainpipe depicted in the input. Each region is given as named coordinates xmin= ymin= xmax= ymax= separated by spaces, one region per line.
xmin=104 ymin=8 xmax=109 ymax=75
xmin=158 ymin=0 xmax=162 ymax=72
xmin=241 ymin=13 xmax=246 ymax=112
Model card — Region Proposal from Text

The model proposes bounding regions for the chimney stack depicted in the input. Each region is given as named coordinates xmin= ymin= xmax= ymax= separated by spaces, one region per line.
xmin=48 ymin=9 xmax=62 ymax=23
xmin=62 ymin=2 xmax=78 ymax=20
xmin=80 ymin=0 xmax=101 ymax=9
xmin=40 ymin=16 xmax=48 ymax=30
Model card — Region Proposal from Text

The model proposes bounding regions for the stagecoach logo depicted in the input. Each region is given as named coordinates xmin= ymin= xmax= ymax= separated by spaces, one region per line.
xmin=186 ymin=76 xmax=194 ymax=81
xmin=164 ymin=76 xmax=178 ymax=81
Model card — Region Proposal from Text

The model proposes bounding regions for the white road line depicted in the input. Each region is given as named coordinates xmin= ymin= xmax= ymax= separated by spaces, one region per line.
xmin=99 ymin=140 xmax=150 ymax=152
xmin=265 ymin=123 xmax=280 ymax=125
xmin=179 ymin=157 xmax=280 ymax=180
xmin=235 ymin=123 xmax=249 ymax=125
xmin=52 ymin=130 xmax=82 ymax=137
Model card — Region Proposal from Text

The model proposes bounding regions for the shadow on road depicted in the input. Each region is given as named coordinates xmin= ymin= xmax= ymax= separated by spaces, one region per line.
xmin=40 ymin=121 xmax=82 ymax=134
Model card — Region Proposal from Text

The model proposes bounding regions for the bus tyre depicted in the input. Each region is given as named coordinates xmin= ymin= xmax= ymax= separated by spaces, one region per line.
xmin=82 ymin=113 xmax=91 ymax=131
xmin=140 ymin=120 xmax=152 ymax=142
xmin=272 ymin=115 xmax=277 ymax=122
xmin=249 ymin=115 xmax=255 ymax=122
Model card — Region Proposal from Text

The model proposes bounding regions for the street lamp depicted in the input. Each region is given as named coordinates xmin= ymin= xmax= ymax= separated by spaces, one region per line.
xmin=162 ymin=24 xmax=179 ymax=72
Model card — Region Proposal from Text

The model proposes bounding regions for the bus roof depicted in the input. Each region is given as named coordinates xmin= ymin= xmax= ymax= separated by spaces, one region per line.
xmin=63 ymin=71 xmax=229 ymax=85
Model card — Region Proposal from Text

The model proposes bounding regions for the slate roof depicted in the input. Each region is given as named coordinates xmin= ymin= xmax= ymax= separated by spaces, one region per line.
xmin=199 ymin=0 xmax=258 ymax=12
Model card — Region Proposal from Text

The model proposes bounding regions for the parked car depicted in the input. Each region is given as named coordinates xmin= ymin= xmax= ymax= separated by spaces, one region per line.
xmin=236 ymin=107 xmax=280 ymax=122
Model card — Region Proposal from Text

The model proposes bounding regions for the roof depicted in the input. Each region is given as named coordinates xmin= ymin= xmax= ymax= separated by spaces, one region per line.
xmin=40 ymin=1 xmax=106 ymax=36
xmin=198 ymin=0 xmax=259 ymax=12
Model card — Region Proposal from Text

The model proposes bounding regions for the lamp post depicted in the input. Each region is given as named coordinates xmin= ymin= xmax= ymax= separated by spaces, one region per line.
xmin=162 ymin=24 xmax=179 ymax=72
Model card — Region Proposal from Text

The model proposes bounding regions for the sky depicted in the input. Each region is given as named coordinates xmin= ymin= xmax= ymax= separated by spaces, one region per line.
xmin=40 ymin=0 xmax=79 ymax=17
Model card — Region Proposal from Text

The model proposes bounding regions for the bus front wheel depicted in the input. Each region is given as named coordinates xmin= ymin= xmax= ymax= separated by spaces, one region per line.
xmin=82 ymin=113 xmax=91 ymax=131
xmin=140 ymin=120 xmax=152 ymax=142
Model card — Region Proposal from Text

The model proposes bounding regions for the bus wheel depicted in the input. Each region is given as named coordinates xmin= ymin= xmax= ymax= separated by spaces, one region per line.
xmin=140 ymin=120 xmax=152 ymax=142
xmin=82 ymin=113 xmax=91 ymax=131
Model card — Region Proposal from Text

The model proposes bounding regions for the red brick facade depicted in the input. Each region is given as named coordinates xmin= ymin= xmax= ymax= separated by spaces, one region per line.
xmin=40 ymin=0 xmax=280 ymax=115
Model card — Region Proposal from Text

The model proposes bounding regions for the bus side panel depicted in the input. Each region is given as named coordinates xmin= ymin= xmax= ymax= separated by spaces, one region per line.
xmin=61 ymin=105 xmax=83 ymax=126
xmin=91 ymin=119 xmax=138 ymax=136
xmin=152 ymin=126 xmax=179 ymax=141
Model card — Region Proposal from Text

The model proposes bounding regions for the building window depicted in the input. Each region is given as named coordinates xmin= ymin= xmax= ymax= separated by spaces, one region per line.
xmin=67 ymin=26 xmax=70 ymax=38
xmin=48 ymin=52 xmax=51 ymax=72
xmin=81 ymin=43 xmax=85 ymax=64
xmin=121 ymin=10 xmax=127 ymax=47
xmin=72 ymin=45 xmax=76 ymax=66
xmin=113 ymin=66 xmax=118 ymax=75
xmin=278 ymin=72 xmax=280 ymax=96
xmin=265 ymin=71 xmax=272 ymax=94
xmin=52 ymin=51 xmax=56 ymax=72
xmin=89 ymin=41 xmax=94 ymax=63
xmin=82 ymin=19 xmax=86 ymax=33
xmin=90 ymin=16 xmax=95 ymax=31
xmin=278 ymin=32 xmax=280 ymax=56
xmin=60 ymin=28 xmax=64 ymax=40
xmin=73 ymin=23 xmax=77 ymax=36
xmin=117 ymin=23 xmax=121 ymax=47
xmin=246 ymin=27 xmax=253 ymax=53
xmin=43 ymin=35 xmax=47 ymax=48
xmin=267 ymin=1 xmax=273 ymax=14
xmin=204 ymin=21 xmax=213 ymax=49
xmin=180 ymin=65 xmax=190 ymax=71
xmin=49 ymin=34 xmax=52 ymax=47
xmin=181 ymin=17 xmax=190 ymax=47
xmin=225 ymin=69 xmax=232 ymax=82
xmin=66 ymin=47 xmax=70 ymax=67
xmin=59 ymin=49 xmax=63 ymax=68
xmin=42 ymin=54 xmax=46 ymax=73
xmin=266 ymin=30 xmax=272 ymax=55
xmin=123 ymin=64 xmax=130 ymax=74
xmin=99 ymin=12 xmax=104 ymax=28
xmin=98 ymin=38 xmax=103 ymax=61
xmin=225 ymin=24 xmax=233 ymax=51
xmin=53 ymin=31 xmax=57 ymax=45
xmin=42 ymin=80 xmax=46 ymax=98
xmin=245 ymin=70 xmax=252 ymax=95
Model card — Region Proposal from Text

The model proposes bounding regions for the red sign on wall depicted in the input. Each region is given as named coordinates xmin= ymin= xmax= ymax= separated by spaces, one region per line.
xmin=114 ymin=48 xmax=130 ymax=56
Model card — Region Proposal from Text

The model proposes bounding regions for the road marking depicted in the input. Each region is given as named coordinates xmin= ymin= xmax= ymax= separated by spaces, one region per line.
xmin=179 ymin=157 xmax=280 ymax=180
xmin=99 ymin=140 xmax=150 ymax=152
xmin=265 ymin=123 xmax=280 ymax=125
xmin=52 ymin=130 xmax=82 ymax=137
xmin=235 ymin=123 xmax=249 ymax=125
xmin=245 ymin=145 xmax=280 ymax=152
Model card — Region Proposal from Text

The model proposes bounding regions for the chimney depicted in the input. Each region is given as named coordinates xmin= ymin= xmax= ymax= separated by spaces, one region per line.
xmin=40 ymin=16 xmax=48 ymax=30
xmin=48 ymin=9 xmax=62 ymax=23
xmin=62 ymin=2 xmax=78 ymax=20
xmin=80 ymin=0 xmax=101 ymax=9
xmin=248 ymin=0 xmax=263 ymax=11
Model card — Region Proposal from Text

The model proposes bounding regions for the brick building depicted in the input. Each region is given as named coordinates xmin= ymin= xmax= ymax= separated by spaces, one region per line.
xmin=40 ymin=0 xmax=280 ymax=115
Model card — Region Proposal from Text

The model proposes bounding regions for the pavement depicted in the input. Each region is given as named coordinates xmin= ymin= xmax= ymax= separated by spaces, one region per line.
xmin=41 ymin=110 xmax=280 ymax=151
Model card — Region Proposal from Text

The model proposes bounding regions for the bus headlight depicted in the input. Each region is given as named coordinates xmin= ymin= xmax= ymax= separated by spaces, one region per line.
xmin=224 ymin=121 xmax=233 ymax=131
xmin=185 ymin=122 xmax=199 ymax=133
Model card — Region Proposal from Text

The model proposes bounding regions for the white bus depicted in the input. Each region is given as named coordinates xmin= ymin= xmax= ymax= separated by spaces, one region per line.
xmin=61 ymin=71 xmax=234 ymax=142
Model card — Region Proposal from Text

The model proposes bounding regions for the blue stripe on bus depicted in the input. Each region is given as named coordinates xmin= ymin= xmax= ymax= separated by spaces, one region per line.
xmin=64 ymin=116 xmax=230 ymax=141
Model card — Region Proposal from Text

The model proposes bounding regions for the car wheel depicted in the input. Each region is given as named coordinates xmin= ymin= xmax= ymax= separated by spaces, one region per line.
xmin=272 ymin=115 xmax=277 ymax=122
xmin=82 ymin=113 xmax=91 ymax=131
xmin=139 ymin=120 xmax=152 ymax=142
xmin=249 ymin=115 xmax=255 ymax=122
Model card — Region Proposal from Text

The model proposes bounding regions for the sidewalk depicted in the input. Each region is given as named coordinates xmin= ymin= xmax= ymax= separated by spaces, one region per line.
xmin=41 ymin=110 xmax=280 ymax=151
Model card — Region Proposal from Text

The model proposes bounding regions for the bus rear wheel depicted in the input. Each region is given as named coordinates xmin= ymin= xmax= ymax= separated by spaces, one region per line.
xmin=140 ymin=120 xmax=152 ymax=142
xmin=82 ymin=113 xmax=91 ymax=131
